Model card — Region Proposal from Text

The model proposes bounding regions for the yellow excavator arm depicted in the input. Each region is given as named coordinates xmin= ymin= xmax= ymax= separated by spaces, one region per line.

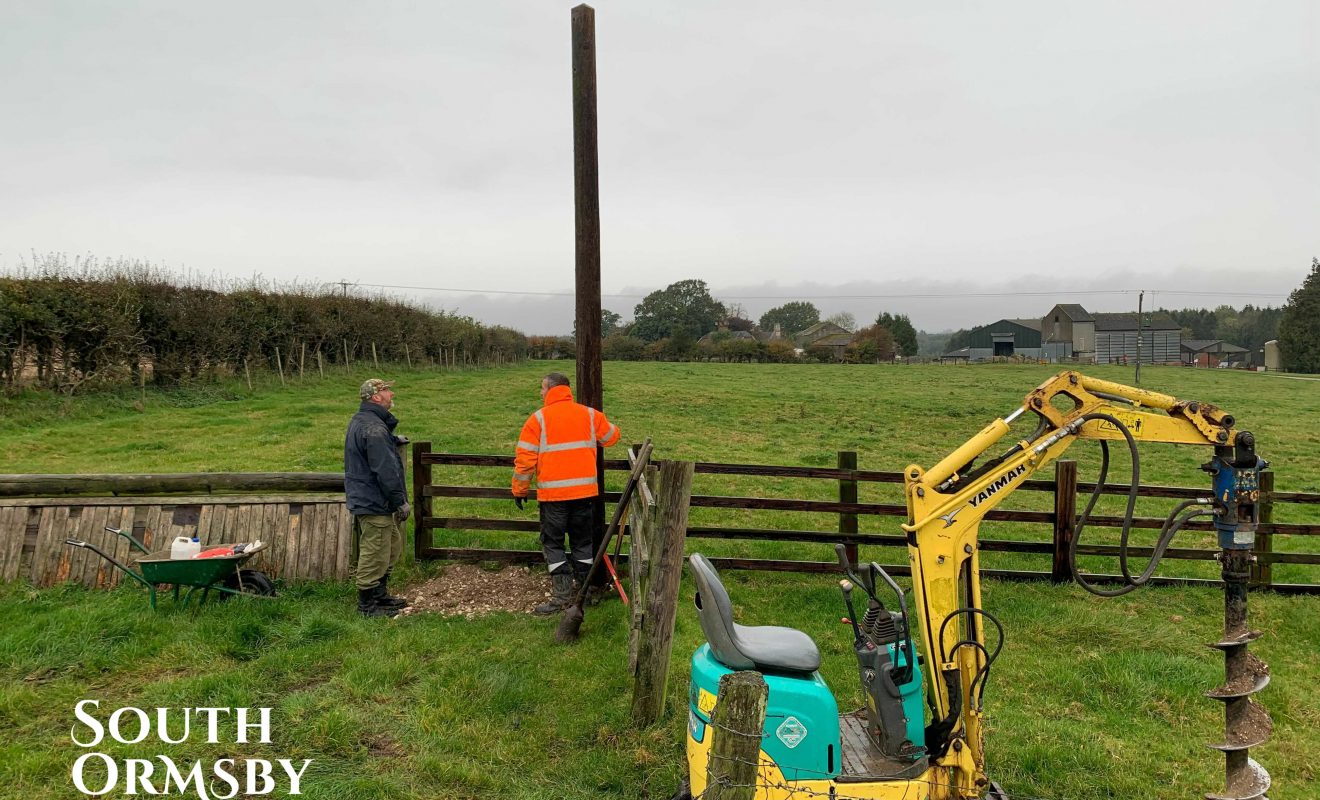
xmin=899 ymin=370 xmax=1263 ymax=798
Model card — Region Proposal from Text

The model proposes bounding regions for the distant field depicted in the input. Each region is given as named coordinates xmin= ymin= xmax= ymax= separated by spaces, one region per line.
xmin=5 ymin=361 xmax=1318 ymax=582
xmin=1 ymin=362 xmax=1318 ymax=799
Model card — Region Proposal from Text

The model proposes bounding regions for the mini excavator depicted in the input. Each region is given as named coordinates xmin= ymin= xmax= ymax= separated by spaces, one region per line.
xmin=684 ymin=371 xmax=1270 ymax=800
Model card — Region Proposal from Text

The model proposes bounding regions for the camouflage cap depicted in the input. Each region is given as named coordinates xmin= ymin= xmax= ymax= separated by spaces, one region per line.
xmin=359 ymin=378 xmax=395 ymax=399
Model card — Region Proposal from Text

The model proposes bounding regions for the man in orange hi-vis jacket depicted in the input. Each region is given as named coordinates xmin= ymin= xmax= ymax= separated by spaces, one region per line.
xmin=513 ymin=371 xmax=622 ymax=615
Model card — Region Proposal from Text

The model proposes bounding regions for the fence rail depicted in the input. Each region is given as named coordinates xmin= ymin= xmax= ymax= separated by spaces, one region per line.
xmin=413 ymin=446 xmax=1320 ymax=595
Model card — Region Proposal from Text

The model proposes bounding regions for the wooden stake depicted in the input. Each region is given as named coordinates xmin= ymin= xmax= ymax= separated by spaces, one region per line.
xmin=631 ymin=459 xmax=694 ymax=727
xmin=299 ymin=342 xmax=306 ymax=380
xmin=316 ymin=349 xmax=324 ymax=379
xmin=404 ymin=342 xmax=412 ymax=369
xmin=343 ymin=339 xmax=350 ymax=370
xmin=275 ymin=347 xmax=285 ymax=386
xmin=705 ymin=671 xmax=768 ymax=800
xmin=244 ymin=358 xmax=253 ymax=391
xmin=372 ymin=342 xmax=379 ymax=369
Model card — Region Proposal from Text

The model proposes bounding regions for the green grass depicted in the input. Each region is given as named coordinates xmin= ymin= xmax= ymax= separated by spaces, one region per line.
xmin=2 ymin=362 xmax=1318 ymax=799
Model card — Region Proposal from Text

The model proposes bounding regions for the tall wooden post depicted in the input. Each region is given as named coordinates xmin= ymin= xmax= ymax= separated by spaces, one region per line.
xmin=631 ymin=459 xmax=693 ymax=727
xmin=1052 ymin=459 xmax=1078 ymax=584
xmin=572 ymin=4 xmax=606 ymax=575
xmin=839 ymin=451 xmax=858 ymax=567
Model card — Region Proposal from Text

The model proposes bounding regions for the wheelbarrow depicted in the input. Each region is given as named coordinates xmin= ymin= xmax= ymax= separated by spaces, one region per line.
xmin=65 ymin=527 xmax=277 ymax=609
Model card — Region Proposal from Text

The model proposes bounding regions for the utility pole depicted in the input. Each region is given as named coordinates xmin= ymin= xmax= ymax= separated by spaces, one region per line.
xmin=571 ymin=4 xmax=607 ymax=584
xmin=338 ymin=280 xmax=350 ymax=298
xmin=1135 ymin=290 xmax=1144 ymax=384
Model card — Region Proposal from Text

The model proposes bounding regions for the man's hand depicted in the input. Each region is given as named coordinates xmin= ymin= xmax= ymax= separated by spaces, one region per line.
xmin=514 ymin=496 xmax=525 ymax=511
xmin=394 ymin=502 xmax=412 ymax=522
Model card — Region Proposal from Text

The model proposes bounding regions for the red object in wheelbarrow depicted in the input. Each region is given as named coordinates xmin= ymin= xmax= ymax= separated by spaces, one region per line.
xmin=65 ymin=527 xmax=277 ymax=609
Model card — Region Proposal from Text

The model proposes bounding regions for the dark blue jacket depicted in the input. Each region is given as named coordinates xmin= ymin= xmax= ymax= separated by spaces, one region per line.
xmin=344 ymin=402 xmax=407 ymax=516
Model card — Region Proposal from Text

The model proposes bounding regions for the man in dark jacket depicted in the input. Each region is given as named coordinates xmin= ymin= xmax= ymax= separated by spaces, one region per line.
xmin=344 ymin=378 xmax=411 ymax=618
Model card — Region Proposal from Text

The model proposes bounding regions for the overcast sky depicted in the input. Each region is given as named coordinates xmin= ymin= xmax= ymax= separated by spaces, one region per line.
xmin=2 ymin=1 xmax=1316 ymax=333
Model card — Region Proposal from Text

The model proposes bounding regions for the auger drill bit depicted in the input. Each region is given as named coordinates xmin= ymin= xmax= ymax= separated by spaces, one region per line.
xmin=1203 ymin=434 xmax=1271 ymax=800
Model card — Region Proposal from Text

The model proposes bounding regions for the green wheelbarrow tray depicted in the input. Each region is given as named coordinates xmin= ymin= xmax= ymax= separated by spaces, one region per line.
xmin=65 ymin=527 xmax=276 ymax=609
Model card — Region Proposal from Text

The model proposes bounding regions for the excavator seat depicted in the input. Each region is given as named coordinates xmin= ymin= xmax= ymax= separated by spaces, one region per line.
xmin=688 ymin=553 xmax=821 ymax=674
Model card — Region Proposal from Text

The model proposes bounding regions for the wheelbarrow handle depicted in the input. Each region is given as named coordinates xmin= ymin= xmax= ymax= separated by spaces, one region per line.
xmin=63 ymin=538 xmax=153 ymax=590
xmin=105 ymin=526 xmax=151 ymax=554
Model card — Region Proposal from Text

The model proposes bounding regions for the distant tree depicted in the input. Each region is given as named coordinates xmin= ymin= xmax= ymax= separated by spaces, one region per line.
xmin=945 ymin=328 xmax=973 ymax=352
xmin=759 ymin=301 xmax=819 ymax=336
xmin=725 ymin=314 xmax=757 ymax=333
xmin=847 ymin=324 xmax=896 ymax=363
xmin=825 ymin=311 xmax=856 ymax=332
xmin=631 ymin=279 xmax=725 ymax=343
xmin=573 ymin=308 xmax=626 ymax=339
xmin=1279 ymin=258 xmax=1320 ymax=373
xmin=1166 ymin=307 xmax=1218 ymax=340
xmin=917 ymin=330 xmax=952 ymax=357
xmin=874 ymin=312 xmax=918 ymax=357
xmin=764 ymin=339 xmax=798 ymax=363
xmin=1217 ymin=304 xmax=1282 ymax=353
xmin=602 ymin=333 xmax=645 ymax=361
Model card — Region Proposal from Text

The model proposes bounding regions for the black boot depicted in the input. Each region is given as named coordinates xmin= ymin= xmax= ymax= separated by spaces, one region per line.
xmin=533 ymin=571 xmax=576 ymax=616
xmin=377 ymin=571 xmax=409 ymax=609
xmin=358 ymin=587 xmax=399 ymax=618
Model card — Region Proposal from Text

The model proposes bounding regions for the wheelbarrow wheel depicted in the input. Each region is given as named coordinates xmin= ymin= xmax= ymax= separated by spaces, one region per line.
xmin=221 ymin=569 xmax=277 ymax=598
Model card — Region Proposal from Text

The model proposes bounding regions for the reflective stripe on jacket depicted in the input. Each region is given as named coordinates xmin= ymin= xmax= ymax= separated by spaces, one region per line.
xmin=512 ymin=385 xmax=621 ymax=502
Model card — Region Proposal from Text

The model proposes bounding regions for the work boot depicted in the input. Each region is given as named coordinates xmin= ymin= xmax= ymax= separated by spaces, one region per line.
xmin=358 ymin=587 xmax=399 ymax=618
xmin=533 ymin=571 xmax=575 ymax=616
xmin=376 ymin=571 xmax=409 ymax=610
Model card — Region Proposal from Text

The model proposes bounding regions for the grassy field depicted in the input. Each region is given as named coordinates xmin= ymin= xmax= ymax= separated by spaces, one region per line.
xmin=1 ymin=362 xmax=1318 ymax=799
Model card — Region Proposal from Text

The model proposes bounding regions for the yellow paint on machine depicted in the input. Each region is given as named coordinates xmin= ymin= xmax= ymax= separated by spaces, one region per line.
xmin=686 ymin=728 xmax=934 ymax=799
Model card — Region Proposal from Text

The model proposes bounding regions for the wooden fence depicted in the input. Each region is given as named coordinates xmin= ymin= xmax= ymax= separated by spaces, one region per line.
xmin=0 ymin=473 xmax=351 ymax=588
xmin=412 ymin=444 xmax=1320 ymax=595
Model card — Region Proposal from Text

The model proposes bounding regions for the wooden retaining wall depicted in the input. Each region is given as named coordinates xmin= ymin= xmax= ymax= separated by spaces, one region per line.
xmin=0 ymin=492 xmax=353 ymax=588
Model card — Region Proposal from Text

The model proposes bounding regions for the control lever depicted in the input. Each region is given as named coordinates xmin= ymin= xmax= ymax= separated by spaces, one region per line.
xmin=839 ymin=579 xmax=864 ymax=644
xmin=835 ymin=544 xmax=876 ymax=599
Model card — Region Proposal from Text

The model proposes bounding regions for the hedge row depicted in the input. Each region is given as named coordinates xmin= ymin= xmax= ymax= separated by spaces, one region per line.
xmin=1 ymin=267 xmax=527 ymax=391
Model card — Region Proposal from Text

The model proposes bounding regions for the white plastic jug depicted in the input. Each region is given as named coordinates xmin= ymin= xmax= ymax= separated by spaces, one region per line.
xmin=171 ymin=536 xmax=201 ymax=560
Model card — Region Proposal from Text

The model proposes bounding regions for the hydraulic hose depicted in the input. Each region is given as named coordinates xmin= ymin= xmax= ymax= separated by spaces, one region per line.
xmin=1067 ymin=413 xmax=1211 ymax=597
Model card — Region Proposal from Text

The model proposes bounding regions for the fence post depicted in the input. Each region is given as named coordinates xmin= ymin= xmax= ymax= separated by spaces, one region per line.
xmin=631 ymin=459 xmax=693 ymax=727
xmin=1251 ymin=470 xmax=1274 ymax=588
xmin=316 ymin=349 xmax=323 ymax=379
xmin=839 ymin=451 xmax=858 ymax=567
xmin=705 ymin=671 xmax=767 ymax=800
xmin=628 ymin=458 xmax=662 ymax=674
xmin=372 ymin=342 xmax=379 ymax=369
xmin=299 ymin=342 xmax=306 ymax=380
xmin=412 ymin=441 xmax=432 ymax=558
xmin=1052 ymin=459 xmax=1078 ymax=584
xmin=275 ymin=347 xmax=285 ymax=387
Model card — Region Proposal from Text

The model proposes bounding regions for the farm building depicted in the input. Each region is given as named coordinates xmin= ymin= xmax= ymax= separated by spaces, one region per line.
xmin=945 ymin=305 xmax=1183 ymax=364
xmin=1181 ymin=339 xmax=1250 ymax=368
xmin=1092 ymin=312 xmax=1182 ymax=364
xmin=1040 ymin=304 xmax=1096 ymax=361
xmin=942 ymin=318 xmax=1070 ymax=361
xmin=794 ymin=320 xmax=852 ymax=348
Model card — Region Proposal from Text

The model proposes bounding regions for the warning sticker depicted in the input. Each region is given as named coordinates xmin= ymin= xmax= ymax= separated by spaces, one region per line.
xmin=697 ymin=687 xmax=717 ymax=718
xmin=1096 ymin=411 xmax=1147 ymax=437
xmin=776 ymin=716 xmax=808 ymax=749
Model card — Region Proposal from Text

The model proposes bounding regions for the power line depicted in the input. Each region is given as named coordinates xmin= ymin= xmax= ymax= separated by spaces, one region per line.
xmin=341 ymin=281 xmax=1289 ymax=302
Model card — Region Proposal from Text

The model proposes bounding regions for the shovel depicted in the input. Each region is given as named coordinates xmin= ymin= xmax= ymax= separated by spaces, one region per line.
xmin=554 ymin=439 xmax=652 ymax=643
